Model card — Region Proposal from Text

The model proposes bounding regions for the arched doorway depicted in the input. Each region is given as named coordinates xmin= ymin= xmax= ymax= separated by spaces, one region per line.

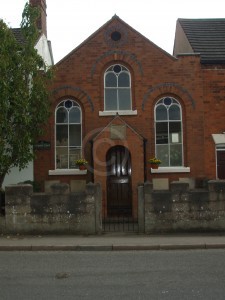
xmin=106 ymin=146 xmax=132 ymax=217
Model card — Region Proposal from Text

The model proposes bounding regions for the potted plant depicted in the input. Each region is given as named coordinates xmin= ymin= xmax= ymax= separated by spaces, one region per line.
xmin=75 ymin=158 xmax=88 ymax=170
xmin=148 ymin=157 xmax=161 ymax=169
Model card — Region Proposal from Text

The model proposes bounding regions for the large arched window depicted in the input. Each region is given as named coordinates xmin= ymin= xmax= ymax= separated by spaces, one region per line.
xmin=155 ymin=97 xmax=183 ymax=167
xmin=55 ymin=99 xmax=82 ymax=169
xmin=104 ymin=64 xmax=132 ymax=111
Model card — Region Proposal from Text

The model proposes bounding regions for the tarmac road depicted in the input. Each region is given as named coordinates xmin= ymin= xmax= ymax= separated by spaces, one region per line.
xmin=0 ymin=249 xmax=225 ymax=299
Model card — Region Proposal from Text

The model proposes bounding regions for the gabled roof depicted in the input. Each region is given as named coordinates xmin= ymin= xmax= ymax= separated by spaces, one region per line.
xmin=11 ymin=28 xmax=54 ymax=65
xmin=177 ymin=18 xmax=225 ymax=64
xmin=11 ymin=28 xmax=25 ymax=45
xmin=11 ymin=28 xmax=43 ymax=45
xmin=57 ymin=15 xmax=175 ymax=66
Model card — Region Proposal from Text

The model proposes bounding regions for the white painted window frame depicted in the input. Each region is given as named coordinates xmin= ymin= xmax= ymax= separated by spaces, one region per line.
xmin=154 ymin=97 xmax=184 ymax=168
xmin=103 ymin=64 xmax=133 ymax=113
xmin=54 ymin=99 xmax=82 ymax=170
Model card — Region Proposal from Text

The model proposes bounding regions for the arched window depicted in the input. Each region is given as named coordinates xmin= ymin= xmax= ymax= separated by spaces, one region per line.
xmin=104 ymin=64 xmax=132 ymax=111
xmin=155 ymin=97 xmax=183 ymax=167
xmin=55 ymin=99 xmax=82 ymax=169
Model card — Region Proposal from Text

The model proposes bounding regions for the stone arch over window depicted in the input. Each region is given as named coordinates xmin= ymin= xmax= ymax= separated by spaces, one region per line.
xmin=55 ymin=99 xmax=82 ymax=169
xmin=104 ymin=64 xmax=132 ymax=111
xmin=154 ymin=96 xmax=183 ymax=167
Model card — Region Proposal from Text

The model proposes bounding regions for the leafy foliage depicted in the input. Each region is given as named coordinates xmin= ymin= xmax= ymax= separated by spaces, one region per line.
xmin=148 ymin=157 xmax=161 ymax=164
xmin=75 ymin=158 xmax=88 ymax=166
xmin=0 ymin=3 xmax=53 ymax=186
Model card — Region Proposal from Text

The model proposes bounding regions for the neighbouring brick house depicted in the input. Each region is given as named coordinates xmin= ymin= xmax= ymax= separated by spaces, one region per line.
xmin=33 ymin=11 xmax=225 ymax=221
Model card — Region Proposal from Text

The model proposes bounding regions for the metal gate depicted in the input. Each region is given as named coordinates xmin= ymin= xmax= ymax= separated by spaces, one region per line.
xmin=103 ymin=215 xmax=138 ymax=232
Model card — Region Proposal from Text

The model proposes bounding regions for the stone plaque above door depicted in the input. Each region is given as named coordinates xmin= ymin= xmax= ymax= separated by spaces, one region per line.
xmin=110 ymin=125 xmax=126 ymax=140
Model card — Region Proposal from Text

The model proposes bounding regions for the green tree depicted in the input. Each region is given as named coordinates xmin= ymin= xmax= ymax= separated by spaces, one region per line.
xmin=0 ymin=3 xmax=52 ymax=187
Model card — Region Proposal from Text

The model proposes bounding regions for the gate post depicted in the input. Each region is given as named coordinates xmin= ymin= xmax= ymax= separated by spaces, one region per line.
xmin=85 ymin=182 xmax=102 ymax=234
xmin=94 ymin=183 xmax=102 ymax=234
xmin=138 ymin=184 xmax=145 ymax=233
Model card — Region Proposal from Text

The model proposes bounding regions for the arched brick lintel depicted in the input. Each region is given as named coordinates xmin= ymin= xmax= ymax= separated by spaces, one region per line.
xmin=142 ymin=82 xmax=196 ymax=111
xmin=91 ymin=50 xmax=143 ymax=78
xmin=51 ymin=85 xmax=94 ymax=112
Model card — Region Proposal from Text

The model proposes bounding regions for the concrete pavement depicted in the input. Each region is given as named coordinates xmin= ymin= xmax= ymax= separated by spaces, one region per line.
xmin=1 ymin=233 xmax=225 ymax=251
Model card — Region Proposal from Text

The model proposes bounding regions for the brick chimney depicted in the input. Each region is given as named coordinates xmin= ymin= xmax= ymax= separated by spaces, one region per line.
xmin=29 ymin=0 xmax=47 ymax=37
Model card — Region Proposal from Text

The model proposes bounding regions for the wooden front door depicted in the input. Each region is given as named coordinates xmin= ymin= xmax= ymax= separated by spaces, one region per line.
xmin=217 ymin=150 xmax=225 ymax=179
xmin=106 ymin=146 xmax=132 ymax=216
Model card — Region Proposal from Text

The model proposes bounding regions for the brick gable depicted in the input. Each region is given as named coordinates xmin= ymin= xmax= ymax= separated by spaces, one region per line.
xmin=34 ymin=16 xmax=225 ymax=215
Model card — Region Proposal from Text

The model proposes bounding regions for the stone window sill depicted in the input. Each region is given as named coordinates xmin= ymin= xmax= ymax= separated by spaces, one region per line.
xmin=49 ymin=169 xmax=87 ymax=176
xmin=99 ymin=110 xmax=137 ymax=116
xmin=151 ymin=167 xmax=190 ymax=173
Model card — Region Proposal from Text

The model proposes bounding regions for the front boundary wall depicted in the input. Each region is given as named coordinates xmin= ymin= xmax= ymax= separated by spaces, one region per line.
xmin=0 ymin=183 xmax=102 ymax=235
xmin=1 ymin=180 xmax=225 ymax=234
xmin=138 ymin=180 xmax=225 ymax=233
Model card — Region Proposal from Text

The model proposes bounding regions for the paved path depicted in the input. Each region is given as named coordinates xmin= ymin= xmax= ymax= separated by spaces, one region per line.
xmin=1 ymin=233 xmax=225 ymax=251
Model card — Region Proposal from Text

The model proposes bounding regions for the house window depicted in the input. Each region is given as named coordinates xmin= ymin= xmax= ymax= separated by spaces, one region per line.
xmin=104 ymin=64 xmax=132 ymax=111
xmin=155 ymin=97 xmax=183 ymax=167
xmin=216 ymin=147 xmax=225 ymax=179
xmin=55 ymin=100 xmax=82 ymax=169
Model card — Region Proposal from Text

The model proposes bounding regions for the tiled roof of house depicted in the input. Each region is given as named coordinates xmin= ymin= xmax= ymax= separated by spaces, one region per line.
xmin=11 ymin=27 xmax=54 ymax=65
xmin=11 ymin=28 xmax=25 ymax=44
xmin=178 ymin=18 xmax=225 ymax=64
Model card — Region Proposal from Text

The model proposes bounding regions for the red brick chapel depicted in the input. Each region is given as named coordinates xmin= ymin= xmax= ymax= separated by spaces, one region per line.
xmin=33 ymin=0 xmax=225 ymax=219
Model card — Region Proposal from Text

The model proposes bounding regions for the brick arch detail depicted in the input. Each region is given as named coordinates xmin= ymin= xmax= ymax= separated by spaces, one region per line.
xmin=52 ymin=85 xmax=94 ymax=112
xmin=91 ymin=50 xmax=143 ymax=78
xmin=142 ymin=82 xmax=195 ymax=111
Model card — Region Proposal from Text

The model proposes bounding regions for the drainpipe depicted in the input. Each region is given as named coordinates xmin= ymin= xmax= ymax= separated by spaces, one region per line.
xmin=90 ymin=140 xmax=94 ymax=182
xmin=143 ymin=138 xmax=147 ymax=182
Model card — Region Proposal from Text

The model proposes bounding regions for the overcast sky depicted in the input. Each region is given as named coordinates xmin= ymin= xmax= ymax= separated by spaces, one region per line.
xmin=1 ymin=0 xmax=225 ymax=63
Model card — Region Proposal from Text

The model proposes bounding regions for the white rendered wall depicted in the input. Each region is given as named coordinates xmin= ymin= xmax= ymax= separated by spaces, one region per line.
xmin=3 ymin=161 xmax=33 ymax=188
xmin=35 ymin=34 xmax=53 ymax=66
